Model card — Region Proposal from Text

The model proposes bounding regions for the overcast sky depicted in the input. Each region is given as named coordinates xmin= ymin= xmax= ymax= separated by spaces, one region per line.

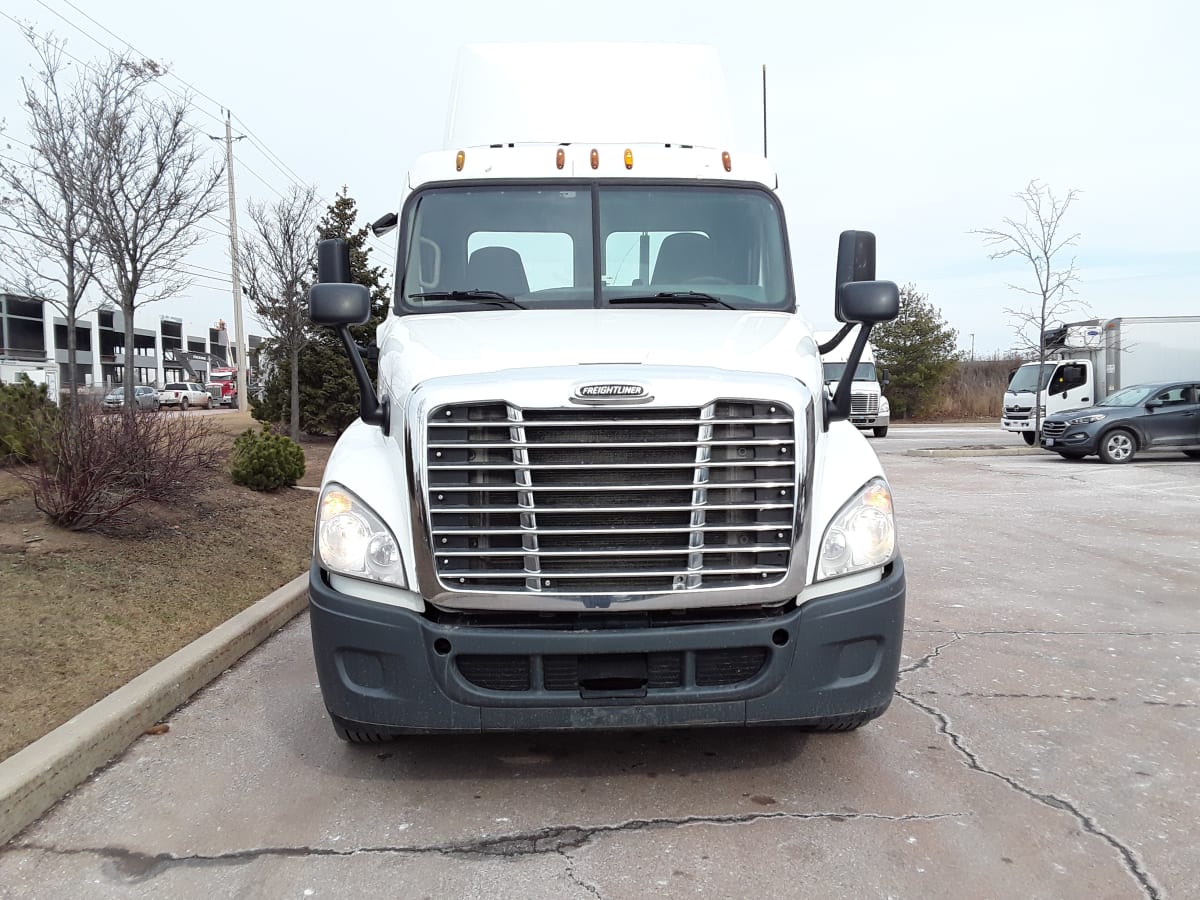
xmin=3 ymin=0 xmax=1198 ymax=355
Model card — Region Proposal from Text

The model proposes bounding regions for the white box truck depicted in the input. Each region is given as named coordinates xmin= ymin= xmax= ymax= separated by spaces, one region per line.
xmin=306 ymin=44 xmax=906 ymax=740
xmin=1001 ymin=316 xmax=1200 ymax=444
xmin=816 ymin=328 xmax=890 ymax=437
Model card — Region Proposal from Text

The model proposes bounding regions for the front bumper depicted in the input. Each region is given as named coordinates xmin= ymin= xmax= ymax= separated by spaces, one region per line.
xmin=1040 ymin=426 xmax=1100 ymax=453
xmin=308 ymin=558 xmax=906 ymax=733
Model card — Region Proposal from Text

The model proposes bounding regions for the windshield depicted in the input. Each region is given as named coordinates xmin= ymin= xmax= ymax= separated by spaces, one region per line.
xmin=398 ymin=182 xmax=791 ymax=313
xmin=1007 ymin=363 xmax=1057 ymax=393
xmin=1099 ymin=385 xmax=1155 ymax=407
xmin=823 ymin=362 xmax=877 ymax=382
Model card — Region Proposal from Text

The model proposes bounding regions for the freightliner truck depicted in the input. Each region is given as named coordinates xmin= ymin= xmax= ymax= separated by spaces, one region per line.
xmin=306 ymin=44 xmax=905 ymax=741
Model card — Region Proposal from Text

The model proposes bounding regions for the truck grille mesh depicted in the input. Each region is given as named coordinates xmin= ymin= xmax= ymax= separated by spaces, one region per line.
xmin=426 ymin=401 xmax=796 ymax=593
xmin=850 ymin=393 xmax=879 ymax=416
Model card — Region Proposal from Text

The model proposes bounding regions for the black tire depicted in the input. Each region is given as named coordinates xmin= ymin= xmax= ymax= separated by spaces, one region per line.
xmin=1057 ymin=451 xmax=1087 ymax=461
xmin=180 ymin=397 xmax=189 ymax=411
xmin=1184 ymin=450 xmax=1200 ymax=460
xmin=1021 ymin=431 xmax=1036 ymax=446
xmin=796 ymin=703 xmax=889 ymax=733
xmin=331 ymin=714 xmax=398 ymax=744
xmin=1098 ymin=429 xmax=1136 ymax=464
xmin=873 ymin=425 xmax=888 ymax=438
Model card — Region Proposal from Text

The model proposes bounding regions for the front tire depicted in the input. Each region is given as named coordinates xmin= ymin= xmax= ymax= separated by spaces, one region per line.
xmin=1021 ymin=431 xmax=1036 ymax=446
xmin=1098 ymin=429 xmax=1136 ymax=464
xmin=873 ymin=425 xmax=889 ymax=438
xmin=1057 ymin=450 xmax=1087 ymax=461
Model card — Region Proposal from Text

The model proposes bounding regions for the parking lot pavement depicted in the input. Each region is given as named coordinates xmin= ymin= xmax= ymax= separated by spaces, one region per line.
xmin=1 ymin=447 xmax=1197 ymax=898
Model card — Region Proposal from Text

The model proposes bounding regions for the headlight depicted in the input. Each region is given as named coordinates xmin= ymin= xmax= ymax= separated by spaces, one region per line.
xmin=878 ymin=395 xmax=890 ymax=415
xmin=1068 ymin=413 xmax=1106 ymax=425
xmin=817 ymin=478 xmax=897 ymax=580
xmin=315 ymin=484 xmax=407 ymax=587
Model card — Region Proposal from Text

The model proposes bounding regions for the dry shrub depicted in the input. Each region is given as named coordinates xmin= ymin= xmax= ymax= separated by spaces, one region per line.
xmin=19 ymin=398 xmax=223 ymax=531
xmin=916 ymin=357 xmax=1026 ymax=420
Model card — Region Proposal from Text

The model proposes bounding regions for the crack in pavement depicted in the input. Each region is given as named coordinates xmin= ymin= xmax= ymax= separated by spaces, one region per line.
xmin=899 ymin=632 xmax=963 ymax=674
xmin=896 ymin=689 xmax=1161 ymax=900
xmin=9 ymin=811 xmax=964 ymax=884
xmin=558 ymin=849 xmax=603 ymax=899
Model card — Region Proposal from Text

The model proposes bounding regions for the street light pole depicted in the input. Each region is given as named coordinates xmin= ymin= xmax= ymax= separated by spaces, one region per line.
xmin=970 ymin=333 xmax=975 ymax=361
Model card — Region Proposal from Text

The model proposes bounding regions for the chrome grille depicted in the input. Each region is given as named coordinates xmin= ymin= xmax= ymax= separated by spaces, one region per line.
xmin=426 ymin=401 xmax=797 ymax=594
xmin=850 ymin=393 xmax=879 ymax=416
xmin=1041 ymin=421 xmax=1068 ymax=437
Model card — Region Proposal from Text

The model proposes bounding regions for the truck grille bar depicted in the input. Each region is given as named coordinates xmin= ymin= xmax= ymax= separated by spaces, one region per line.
xmin=425 ymin=401 xmax=797 ymax=594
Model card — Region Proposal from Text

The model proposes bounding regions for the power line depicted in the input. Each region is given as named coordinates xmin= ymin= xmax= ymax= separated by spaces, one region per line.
xmin=26 ymin=2 xmax=314 ymax=202
xmin=57 ymin=0 xmax=228 ymax=116
xmin=25 ymin=0 xmax=225 ymax=130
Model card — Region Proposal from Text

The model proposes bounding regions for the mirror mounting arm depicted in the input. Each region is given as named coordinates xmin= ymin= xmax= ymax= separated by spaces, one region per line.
xmin=825 ymin=323 xmax=874 ymax=430
xmin=334 ymin=324 xmax=390 ymax=434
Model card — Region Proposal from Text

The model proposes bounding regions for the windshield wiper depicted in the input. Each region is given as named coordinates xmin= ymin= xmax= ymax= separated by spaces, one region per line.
xmin=409 ymin=290 xmax=525 ymax=309
xmin=608 ymin=291 xmax=733 ymax=309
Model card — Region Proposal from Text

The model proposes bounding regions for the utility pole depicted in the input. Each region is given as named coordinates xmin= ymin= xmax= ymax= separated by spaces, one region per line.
xmin=212 ymin=112 xmax=248 ymax=411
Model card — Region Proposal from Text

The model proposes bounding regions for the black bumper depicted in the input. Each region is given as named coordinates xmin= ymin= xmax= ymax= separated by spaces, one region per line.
xmin=308 ymin=558 xmax=906 ymax=733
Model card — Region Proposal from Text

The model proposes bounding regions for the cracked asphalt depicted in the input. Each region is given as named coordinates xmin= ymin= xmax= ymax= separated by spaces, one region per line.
xmin=2 ymin=427 xmax=1198 ymax=898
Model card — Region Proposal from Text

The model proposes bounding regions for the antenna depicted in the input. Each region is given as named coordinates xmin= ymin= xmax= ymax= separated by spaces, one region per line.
xmin=762 ymin=64 xmax=768 ymax=157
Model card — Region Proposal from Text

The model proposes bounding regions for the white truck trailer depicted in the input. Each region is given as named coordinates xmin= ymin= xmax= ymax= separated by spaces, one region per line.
xmin=305 ymin=44 xmax=905 ymax=740
xmin=1001 ymin=316 xmax=1200 ymax=443
xmin=816 ymin=328 xmax=890 ymax=437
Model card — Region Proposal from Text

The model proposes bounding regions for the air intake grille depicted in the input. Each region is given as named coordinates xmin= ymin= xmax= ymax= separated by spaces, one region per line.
xmin=426 ymin=401 xmax=797 ymax=593
xmin=850 ymin=393 xmax=879 ymax=416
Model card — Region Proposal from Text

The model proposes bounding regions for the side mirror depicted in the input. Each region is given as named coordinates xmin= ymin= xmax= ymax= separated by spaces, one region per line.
xmin=837 ymin=280 xmax=900 ymax=324
xmin=309 ymin=240 xmax=389 ymax=433
xmin=1145 ymin=400 xmax=1162 ymax=410
xmin=881 ymin=369 xmax=891 ymax=387
xmin=310 ymin=283 xmax=371 ymax=326
xmin=833 ymin=230 xmax=899 ymax=324
xmin=317 ymin=238 xmax=351 ymax=284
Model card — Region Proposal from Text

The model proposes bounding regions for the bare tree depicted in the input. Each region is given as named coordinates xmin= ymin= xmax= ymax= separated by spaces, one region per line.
xmin=85 ymin=59 xmax=224 ymax=413
xmin=0 ymin=32 xmax=106 ymax=401
xmin=974 ymin=180 xmax=1085 ymax=438
xmin=240 ymin=185 xmax=321 ymax=442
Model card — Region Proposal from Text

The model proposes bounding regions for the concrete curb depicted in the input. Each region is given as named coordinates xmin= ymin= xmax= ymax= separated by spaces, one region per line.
xmin=0 ymin=573 xmax=309 ymax=846
xmin=905 ymin=447 xmax=1049 ymax=457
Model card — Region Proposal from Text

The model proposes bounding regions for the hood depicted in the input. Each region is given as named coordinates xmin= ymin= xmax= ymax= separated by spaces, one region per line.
xmin=379 ymin=308 xmax=820 ymax=389
xmin=1044 ymin=402 xmax=1136 ymax=423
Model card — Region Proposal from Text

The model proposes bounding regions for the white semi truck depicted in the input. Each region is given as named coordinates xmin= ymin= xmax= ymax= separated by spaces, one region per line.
xmin=1001 ymin=316 xmax=1200 ymax=444
xmin=816 ymin=328 xmax=890 ymax=437
xmin=306 ymin=44 xmax=905 ymax=741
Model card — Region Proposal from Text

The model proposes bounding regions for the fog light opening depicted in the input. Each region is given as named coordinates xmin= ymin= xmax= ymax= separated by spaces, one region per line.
xmin=772 ymin=629 xmax=790 ymax=647
xmin=433 ymin=638 xmax=452 ymax=656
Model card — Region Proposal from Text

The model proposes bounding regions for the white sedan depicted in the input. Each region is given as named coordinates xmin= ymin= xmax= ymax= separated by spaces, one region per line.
xmin=158 ymin=381 xmax=212 ymax=410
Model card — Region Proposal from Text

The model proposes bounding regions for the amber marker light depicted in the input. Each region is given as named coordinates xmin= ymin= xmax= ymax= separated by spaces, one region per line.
xmin=455 ymin=150 xmax=465 ymax=172
xmin=322 ymin=490 xmax=353 ymax=518
xmin=590 ymin=148 xmax=599 ymax=169
xmin=624 ymin=148 xmax=634 ymax=169
xmin=721 ymin=151 xmax=732 ymax=172
xmin=556 ymin=148 xmax=565 ymax=169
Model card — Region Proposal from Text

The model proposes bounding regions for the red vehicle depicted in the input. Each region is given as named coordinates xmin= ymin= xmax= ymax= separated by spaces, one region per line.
xmin=205 ymin=367 xmax=239 ymax=407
